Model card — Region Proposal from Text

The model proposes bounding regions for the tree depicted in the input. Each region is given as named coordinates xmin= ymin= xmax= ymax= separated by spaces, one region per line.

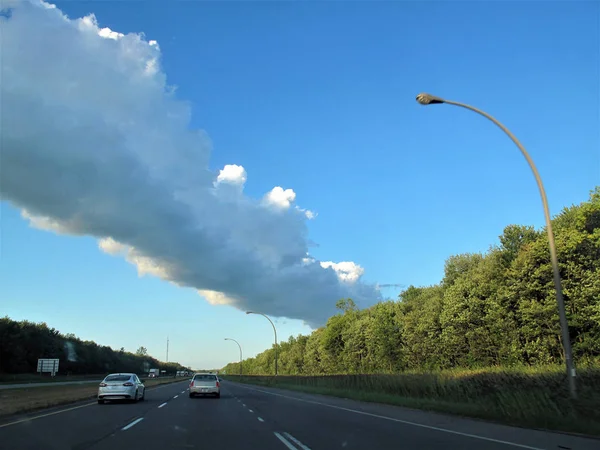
xmin=219 ymin=187 xmax=600 ymax=375
xmin=136 ymin=346 xmax=148 ymax=356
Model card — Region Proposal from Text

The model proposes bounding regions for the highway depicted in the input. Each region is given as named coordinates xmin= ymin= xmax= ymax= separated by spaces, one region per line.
xmin=0 ymin=379 xmax=598 ymax=450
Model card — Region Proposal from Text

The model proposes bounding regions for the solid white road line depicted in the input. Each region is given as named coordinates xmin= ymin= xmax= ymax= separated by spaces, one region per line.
xmin=258 ymin=417 xmax=264 ymax=422
xmin=0 ymin=402 xmax=96 ymax=429
xmin=233 ymin=385 xmax=545 ymax=450
xmin=158 ymin=402 xmax=168 ymax=408
xmin=0 ymin=381 xmax=188 ymax=429
xmin=283 ymin=432 xmax=311 ymax=450
xmin=273 ymin=432 xmax=297 ymax=450
xmin=174 ymin=395 xmax=179 ymax=399
xmin=122 ymin=417 xmax=144 ymax=431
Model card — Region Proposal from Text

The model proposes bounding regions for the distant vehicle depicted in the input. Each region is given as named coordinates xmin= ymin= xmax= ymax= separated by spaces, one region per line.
xmin=189 ymin=373 xmax=220 ymax=398
xmin=148 ymin=368 xmax=159 ymax=378
xmin=98 ymin=373 xmax=145 ymax=404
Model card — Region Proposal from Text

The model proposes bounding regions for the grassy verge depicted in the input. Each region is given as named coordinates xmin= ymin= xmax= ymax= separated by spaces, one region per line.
xmin=223 ymin=365 xmax=600 ymax=437
xmin=0 ymin=374 xmax=105 ymax=384
xmin=0 ymin=377 xmax=186 ymax=418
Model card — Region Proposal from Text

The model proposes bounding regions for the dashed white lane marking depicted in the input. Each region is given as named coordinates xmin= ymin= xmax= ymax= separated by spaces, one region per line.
xmin=122 ymin=417 xmax=144 ymax=431
xmin=248 ymin=409 xmax=253 ymax=413
xmin=0 ymin=381 xmax=189 ymax=429
xmin=274 ymin=432 xmax=296 ymax=450
xmin=181 ymin=391 xmax=185 ymax=394
xmin=173 ymin=395 xmax=179 ymax=399
xmin=234 ymin=385 xmax=543 ymax=450
xmin=158 ymin=402 xmax=168 ymax=408
xmin=242 ymin=403 xmax=246 ymax=407
xmin=284 ymin=432 xmax=311 ymax=450
xmin=258 ymin=417 xmax=264 ymax=422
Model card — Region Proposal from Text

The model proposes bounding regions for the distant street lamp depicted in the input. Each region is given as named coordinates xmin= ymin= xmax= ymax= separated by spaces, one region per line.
xmin=416 ymin=93 xmax=577 ymax=399
xmin=246 ymin=311 xmax=278 ymax=376
xmin=224 ymin=338 xmax=243 ymax=376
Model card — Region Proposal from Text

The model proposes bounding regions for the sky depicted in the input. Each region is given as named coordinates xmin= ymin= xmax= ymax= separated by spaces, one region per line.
xmin=1 ymin=0 xmax=598 ymax=370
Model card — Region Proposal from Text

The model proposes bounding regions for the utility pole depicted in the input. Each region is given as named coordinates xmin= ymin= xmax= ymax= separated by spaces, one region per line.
xmin=166 ymin=336 xmax=169 ymax=363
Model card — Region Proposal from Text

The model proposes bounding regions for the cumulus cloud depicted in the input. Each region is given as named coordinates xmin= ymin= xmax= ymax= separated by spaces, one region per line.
xmin=0 ymin=0 xmax=380 ymax=326
xmin=216 ymin=164 xmax=247 ymax=186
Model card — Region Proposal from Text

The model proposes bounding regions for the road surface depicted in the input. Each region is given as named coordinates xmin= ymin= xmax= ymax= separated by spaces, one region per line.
xmin=0 ymin=379 xmax=597 ymax=450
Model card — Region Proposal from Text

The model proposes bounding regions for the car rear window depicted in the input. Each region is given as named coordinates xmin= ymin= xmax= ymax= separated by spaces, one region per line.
xmin=105 ymin=375 xmax=131 ymax=382
xmin=193 ymin=374 xmax=217 ymax=381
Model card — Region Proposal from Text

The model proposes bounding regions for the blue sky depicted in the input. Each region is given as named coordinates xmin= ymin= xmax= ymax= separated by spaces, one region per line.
xmin=1 ymin=0 xmax=598 ymax=369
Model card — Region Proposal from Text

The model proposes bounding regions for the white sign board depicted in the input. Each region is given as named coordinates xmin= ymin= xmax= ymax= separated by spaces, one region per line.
xmin=37 ymin=358 xmax=59 ymax=376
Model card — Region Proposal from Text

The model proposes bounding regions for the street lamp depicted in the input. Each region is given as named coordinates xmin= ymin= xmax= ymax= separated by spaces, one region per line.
xmin=416 ymin=93 xmax=577 ymax=399
xmin=246 ymin=311 xmax=278 ymax=376
xmin=224 ymin=338 xmax=243 ymax=376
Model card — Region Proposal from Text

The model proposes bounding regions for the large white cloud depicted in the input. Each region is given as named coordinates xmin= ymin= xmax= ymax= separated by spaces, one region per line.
xmin=0 ymin=0 xmax=381 ymax=326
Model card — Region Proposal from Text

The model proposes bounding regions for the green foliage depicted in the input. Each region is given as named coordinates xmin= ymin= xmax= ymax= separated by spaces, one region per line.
xmin=0 ymin=318 xmax=189 ymax=375
xmin=223 ymin=187 xmax=600 ymax=376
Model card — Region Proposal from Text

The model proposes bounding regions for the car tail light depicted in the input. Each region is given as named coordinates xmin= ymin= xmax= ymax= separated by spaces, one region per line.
xmin=190 ymin=380 xmax=194 ymax=387
xmin=216 ymin=381 xmax=220 ymax=388
xmin=99 ymin=383 xmax=107 ymax=387
xmin=123 ymin=382 xmax=134 ymax=386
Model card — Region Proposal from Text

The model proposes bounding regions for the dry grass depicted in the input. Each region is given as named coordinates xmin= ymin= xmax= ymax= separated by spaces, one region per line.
xmin=0 ymin=377 xmax=185 ymax=418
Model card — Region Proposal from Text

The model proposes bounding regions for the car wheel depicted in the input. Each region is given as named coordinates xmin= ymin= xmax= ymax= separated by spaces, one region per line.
xmin=215 ymin=393 xmax=220 ymax=399
xmin=133 ymin=390 xmax=139 ymax=402
xmin=188 ymin=393 xmax=193 ymax=398
xmin=140 ymin=389 xmax=145 ymax=401
xmin=98 ymin=399 xmax=105 ymax=404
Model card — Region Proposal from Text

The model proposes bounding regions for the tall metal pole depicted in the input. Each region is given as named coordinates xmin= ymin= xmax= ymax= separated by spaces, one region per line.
xmin=416 ymin=93 xmax=577 ymax=399
xmin=246 ymin=311 xmax=278 ymax=376
xmin=224 ymin=338 xmax=243 ymax=375
xmin=166 ymin=336 xmax=169 ymax=363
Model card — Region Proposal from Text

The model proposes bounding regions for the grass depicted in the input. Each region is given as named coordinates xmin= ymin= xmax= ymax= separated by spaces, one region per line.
xmin=223 ymin=365 xmax=600 ymax=437
xmin=0 ymin=373 xmax=104 ymax=384
xmin=0 ymin=377 xmax=186 ymax=418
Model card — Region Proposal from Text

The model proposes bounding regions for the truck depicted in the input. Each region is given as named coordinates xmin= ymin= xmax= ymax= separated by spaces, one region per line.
xmin=148 ymin=368 xmax=160 ymax=378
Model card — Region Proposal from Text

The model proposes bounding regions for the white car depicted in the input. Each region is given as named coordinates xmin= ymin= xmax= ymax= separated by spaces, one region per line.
xmin=98 ymin=373 xmax=146 ymax=404
xmin=189 ymin=373 xmax=220 ymax=398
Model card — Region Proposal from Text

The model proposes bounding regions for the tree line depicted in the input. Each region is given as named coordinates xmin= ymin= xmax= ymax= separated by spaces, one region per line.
xmin=0 ymin=317 xmax=189 ymax=375
xmin=223 ymin=187 xmax=600 ymax=375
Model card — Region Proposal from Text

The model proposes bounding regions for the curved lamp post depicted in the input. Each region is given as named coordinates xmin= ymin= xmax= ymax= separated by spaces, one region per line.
xmin=415 ymin=93 xmax=576 ymax=399
xmin=224 ymin=338 xmax=243 ymax=376
xmin=246 ymin=311 xmax=278 ymax=376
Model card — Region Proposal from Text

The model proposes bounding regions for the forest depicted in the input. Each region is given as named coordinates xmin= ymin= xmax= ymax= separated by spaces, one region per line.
xmin=0 ymin=317 xmax=189 ymax=376
xmin=223 ymin=187 xmax=600 ymax=376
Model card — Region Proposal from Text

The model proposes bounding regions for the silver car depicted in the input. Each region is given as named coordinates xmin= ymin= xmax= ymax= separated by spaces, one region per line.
xmin=189 ymin=373 xmax=220 ymax=398
xmin=98 ymin=373 xmax=146 ymax=404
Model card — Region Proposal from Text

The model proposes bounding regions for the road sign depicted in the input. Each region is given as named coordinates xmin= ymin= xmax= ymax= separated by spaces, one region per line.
xmin=37 ymin=358 xmax=59 ymax=376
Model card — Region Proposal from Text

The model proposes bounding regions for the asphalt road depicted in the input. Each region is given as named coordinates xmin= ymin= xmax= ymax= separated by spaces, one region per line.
xmin=0 ymin=379 xmax=598 ymax=450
